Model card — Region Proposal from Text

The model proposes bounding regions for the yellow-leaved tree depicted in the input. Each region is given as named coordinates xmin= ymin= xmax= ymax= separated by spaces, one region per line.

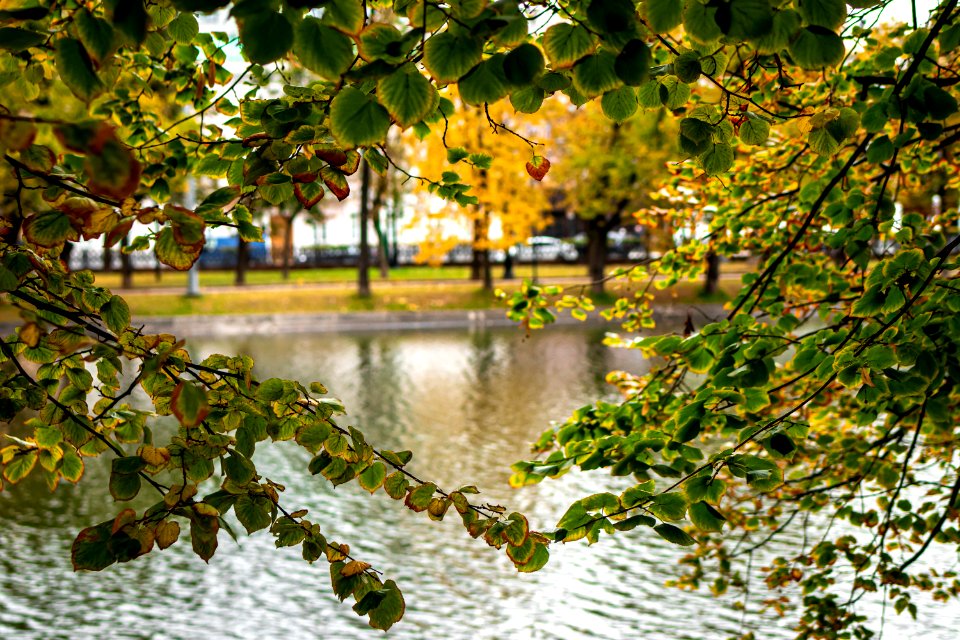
xmin=405 ymin=89 xmax=558 ymax=288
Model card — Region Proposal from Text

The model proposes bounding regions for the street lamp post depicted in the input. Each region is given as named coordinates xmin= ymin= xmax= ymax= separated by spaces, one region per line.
xmin=185 ymin=177 xmax=201 ymax=298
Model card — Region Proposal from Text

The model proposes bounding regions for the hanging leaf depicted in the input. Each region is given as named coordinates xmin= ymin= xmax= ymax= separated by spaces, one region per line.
xmin=167 ymin=12 xmax=199 ymax=44
xmin=55 ymin=38 xmax=104 ymax=102
xmin=23 ymin=210 xmax=78 ymax=248
xmin=526 ymin=155 xmax=551 ymax=181
xmin=601 ymin=86 xmax=638 ymax=122
xmin=322 ymin=0 xmax=364 ymax=35
xmin=688 ymin=501 xmax=726 ymax=532
xmin=646 ymin=0 xmax=683 ymax=32
xmin=171 ymin=381 xmax=210 ymax=427
xmin=739 ymin=115 xmax=771 ymax=145
xmin=654 ymin=523 xmax=697 ymax=546
xmin=294 ymin=182 xmax=325 ymax=209
xmin=423 ymin=31 xmax=483 ymax=82
xmin=321 ymin=166 xmax=350 ymax=200
xmin=542 ymin=23 xmax=595 ymax=69
xmin=329 ymin=87 xmax=391 ymax=147
xmin=239 ymin=11 xmax=293 ymax=64
xmin=294 ymin=17 xmax=354 ymax=80
xmin=789 ymin=26 xmax=845 ymax=69
xmin=72 ymin=522 xmax=117 ymax=571
xmin=458 ymin=54 xmax=509 ymax=106
xmin=377 ymin=66 xmax=439 ymax=128
xmin=503 ymin=43 xmax=545 ymax=87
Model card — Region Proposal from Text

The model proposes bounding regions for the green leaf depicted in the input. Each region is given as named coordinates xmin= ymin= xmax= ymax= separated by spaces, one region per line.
xmin=798 ymin=0 xmax=847 ymax=30
xmin=23 ymin=211 xmax=77 ymax=248
xmin=572 ymin=51 xmax=620 ymax=98
xmin=503 ymin=512 xmax=529 ymax=546
xmin=739 ymin=116 xmax=771 ymax=145
xmin=167 ymin=12 xmax=199 ymax=44
xmin=75 ymin=11 xmax=117 ymax=65
xmin=688 ymin=501 xmax=726 ymax=532
xmin=100 ymin=295 xmax=130 ymax=334
xmin=105 ymin=0 xmax=147 ymax=45
xmin=646 ymin=0 xmax=683 ymax=32
xmin=55 ymin=38 xmax=104 ymax=102
xmin=294 ymin=17 xmax=354 ymax=80
xmin=224 ymin=450 xmax=256 ymax=485
xmin=423 ymin=31 xmax=482 ymax=83
xmin=377 ymin=67 xmax=439 ymax=128
xmin=542 ymin=23 xmax=594 ymax=69
xmin=322 ymin=0 xmax=364 ymax=35
xmin=612 ymin=514 xmax=656 ymax=531
xmin=155 ymin=227 xmax=202 ymax=271
xmin=809 ymin=128 xmax=840 ymax=156
xmin=654 ymin=523 xmax=696 ymax=546
xmin=358 ymin=461 xmax=386 ymax=493
xmin=171 ymin=381 xmax=210 ymax=427
xmin=600 ymin=86 xmax=638 ymax=122
xmin=234 ymin=494 xmax=272 ymax=533
xmin=510 ymin=85 xmax=545 ymax=113
xmin=365 ymin=579 xmax=405 ymax=631
xmin=789 ymin=26 xmax=845 ymax=69
xmin=0 ymin=27 xmax=44 ymax=51
xmin=699 ymin=142 xmax=735 ymax=175
xmin=239 ymin=11 xmax=293 ymax=64
xmin=3 ymin=450 xmax=38 ymax=483
xmin=257 ymin=173 xmax=294 ymax=205
xmin=459 ymin=54 xmax=509 ymax=106
xmin=649 ymin=492 xmax=688 ymax=521
xmin=329 ymin=87 xmax=391 ymax=147
xmin=404 ymin=482 xmax=436 ymax=512
xmin=72 ymin=522 xmax=116 ymax=571
xmin=516 ymin=542 xmax=549 ymax=572
xmin=383 ymin=471 xmax=410 ymax=499
xmin=109 ymin=468 xmax=141 ymax=501
xmin=503 ymin=43 xmax=545 ymax=87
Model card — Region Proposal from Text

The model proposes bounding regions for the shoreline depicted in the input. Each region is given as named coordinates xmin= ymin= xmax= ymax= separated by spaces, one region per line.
xmin=0 ymin=304 xmax=728 ymax=338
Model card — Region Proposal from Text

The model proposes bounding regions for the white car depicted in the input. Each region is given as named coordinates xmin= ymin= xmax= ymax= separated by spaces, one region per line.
xmin=512 ymin=236 xmax=579 ymax=262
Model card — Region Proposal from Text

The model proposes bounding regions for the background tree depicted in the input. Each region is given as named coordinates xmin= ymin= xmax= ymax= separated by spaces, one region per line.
xmin=550 ymin=102 xmax=677 ymax=294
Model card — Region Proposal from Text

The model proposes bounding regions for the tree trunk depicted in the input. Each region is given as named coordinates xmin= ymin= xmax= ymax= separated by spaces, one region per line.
xmin=481 ymin=209 xmax=492 ymax=291
xmin=370 ymin=171 xmax=390 ymax=279
xmin=586 ymin=217 xmax=610 ymax=295
xmin=703 ymin=251 xmax=720 ymax=297
xmin=119 ymin=235 xmax=133 ymax=289
xmin=470 ymin=215 xmax=482 ymax=281
xmin=502 ymin=250 xmax=514 ymax=280
xmin=103 ymin=236 xmax=114 ymax=272
xmin=235 ymin=237 xmax=248 ymax=286
xmin=358 ymin=160 xmax=372 ymax=298
xmin=281 ymin=214 xmax=294 ymax=281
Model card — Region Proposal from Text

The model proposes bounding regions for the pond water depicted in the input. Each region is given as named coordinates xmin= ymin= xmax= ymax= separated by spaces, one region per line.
xmin=1 ymin=326 xmax=958 ymax=639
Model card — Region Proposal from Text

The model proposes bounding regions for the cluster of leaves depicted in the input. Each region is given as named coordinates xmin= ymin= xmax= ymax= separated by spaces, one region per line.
xmin=3 ymin=0 xmax=960 ymax=636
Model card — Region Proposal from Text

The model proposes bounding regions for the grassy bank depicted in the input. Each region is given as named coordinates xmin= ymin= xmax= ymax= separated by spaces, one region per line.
xmin=0 ymin=271 xmax=744 ymax=322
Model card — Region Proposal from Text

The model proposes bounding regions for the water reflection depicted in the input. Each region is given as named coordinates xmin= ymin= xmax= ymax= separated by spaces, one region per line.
xmin=1 ymin=326 xmax=957 ymax=639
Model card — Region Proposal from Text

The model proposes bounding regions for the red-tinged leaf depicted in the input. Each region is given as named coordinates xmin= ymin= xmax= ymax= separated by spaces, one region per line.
xmin=294 ymin=182 xmax=325 ymax=209
xmin=321 ymin=166 xmax=350 ymax=201
xmin=164 ymin=204 xmax=205 ymax=250
xmin=503 ymin=512 xmax=529 ymax=546
xmin=105 ymin=216 xmax=135 ymax=248
xmin=404 ymin=482 xmax=436 ymax=512
xmin=83 ymin=132 xmax=141 ymax=200
xmin=111 ymin=508 xmax=137 ymax=535
xmin=337 ymin=150 xmax=361 ymax=175
xmin=315 ymin=144 xmax=348 ymax=166
xmin=292 ymin=170 xmax=318 ymax=183
xmin=171 ymin=381 xmax=210 ymax=427
xmin=525 ymin=155 xmax=551 ymax=181
xmin=71 ymin=521 xmax=116 ymax=571
xmin=155 ymin=227 xmax=201 ymax=270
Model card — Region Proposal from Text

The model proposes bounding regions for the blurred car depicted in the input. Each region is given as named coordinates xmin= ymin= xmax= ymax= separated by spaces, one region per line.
xmin=513 ymin=236 xmax=579 ymax=262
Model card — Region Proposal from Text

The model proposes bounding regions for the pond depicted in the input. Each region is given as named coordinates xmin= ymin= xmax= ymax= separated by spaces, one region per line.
xmin=1 ymin=325 xmax=957 ymax=639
